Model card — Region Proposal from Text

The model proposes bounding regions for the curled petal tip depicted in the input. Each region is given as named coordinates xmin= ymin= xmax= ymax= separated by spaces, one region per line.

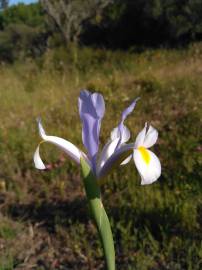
xmin=33 ymin=145 xmax=46 ymax=170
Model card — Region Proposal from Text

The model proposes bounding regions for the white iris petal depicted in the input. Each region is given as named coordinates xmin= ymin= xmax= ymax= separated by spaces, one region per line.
xmin=33 ymin=144 xmax=46 ymax=170
xmin=120 ymin=154 xmax=132 ymax=165
xmin=38 ymin=118 xmax=46 ymax=138
xmin=98 ymin=124 xmax=131 ymax=172
xmin=142 ymin=125 xmax=158 ymax=148
xmin=133 ymin=149 xmax=161 ymax=185
xmin=134 ymin=123 xmax=147 ymax=148
xmin=33 ymin=119 xmax=88 ymax=170
xmin=98 ymin=143 xmax=134 ymax=179
xmin=97 ymin=138 xmax=119 ymax=171
xmin=110 ymin=125 xmax=130 ymax=144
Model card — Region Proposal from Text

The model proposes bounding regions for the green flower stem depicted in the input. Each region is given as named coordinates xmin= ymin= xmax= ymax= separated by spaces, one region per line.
xmin=81 ymin=158 xmax=115 ymax=270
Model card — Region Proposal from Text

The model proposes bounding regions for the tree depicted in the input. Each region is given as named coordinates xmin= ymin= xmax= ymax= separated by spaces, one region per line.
xmin=40 ymin=0 xmax=113 ymax=44
xmin=2 ymin=3 xmax=45 ymax=28
xmin=0 ymin=23 xmax=48 ymax=62
xmin=0 ymin=0 xmax=9 ymax=9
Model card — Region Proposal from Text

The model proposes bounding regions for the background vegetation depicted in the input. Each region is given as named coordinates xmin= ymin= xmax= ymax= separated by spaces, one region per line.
xmin=1 ymin=0 xmax=202 ymax=62
xmin=0 ymin=1 xmax=202 ymax=269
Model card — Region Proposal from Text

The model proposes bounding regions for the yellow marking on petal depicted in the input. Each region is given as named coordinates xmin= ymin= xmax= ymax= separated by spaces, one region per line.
xmin=138 ymin=146 xmax=151 ymax=165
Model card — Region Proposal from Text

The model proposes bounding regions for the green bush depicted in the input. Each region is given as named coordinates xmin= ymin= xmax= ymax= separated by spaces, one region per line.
xmin=0 ymin=23 xmax=47 ymax=62
xmin=84 ymin=0 xmax=202 ymax=47
xmin=1 ymin=3 xmax=44 ymax=28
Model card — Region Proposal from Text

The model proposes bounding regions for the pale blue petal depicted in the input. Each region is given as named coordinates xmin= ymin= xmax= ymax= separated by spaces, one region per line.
xmin=78 ymin=90 xmax=105 ymax=172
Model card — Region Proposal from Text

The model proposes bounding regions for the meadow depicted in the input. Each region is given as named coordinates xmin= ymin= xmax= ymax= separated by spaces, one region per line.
xmin=0 ymin=43 xmax=201 ymax=269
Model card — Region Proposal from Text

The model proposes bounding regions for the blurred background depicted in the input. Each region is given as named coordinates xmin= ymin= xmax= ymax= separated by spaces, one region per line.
xmin=0 ymin=1 xmax=201 ymax=269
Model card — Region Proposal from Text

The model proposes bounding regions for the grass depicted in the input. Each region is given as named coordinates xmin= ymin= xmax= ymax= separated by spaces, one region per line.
xmin=0 ymin=42 xmax=201 ymax=269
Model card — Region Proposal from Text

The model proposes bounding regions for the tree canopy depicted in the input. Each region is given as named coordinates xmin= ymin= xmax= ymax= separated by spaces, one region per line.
xmin=0 ymin=0 xmax=202 ymax=61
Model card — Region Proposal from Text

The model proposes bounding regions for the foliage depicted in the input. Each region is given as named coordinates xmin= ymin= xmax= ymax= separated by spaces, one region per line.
xmin=0 ymin=3 xmax=47 ymax=62
xmin=40 ymin=0 xmax=113 ymax=44
xmin=1 ymin=3 xmax=44 ymax=28
xmin=83 ymin=0 xmax=202 ymax=47
xmin=0 ymin=1 xmax=202 ymax=62
xmin=0 ymin=23 xmax=47 ymax=62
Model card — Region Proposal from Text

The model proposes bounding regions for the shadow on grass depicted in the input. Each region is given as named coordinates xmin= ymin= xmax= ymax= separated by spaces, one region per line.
xmin=111 ymin=203 xmax=202 ymax=243
xmin=5 ymin=196 xmax=89 ymax=232
xmin=1 ymin=191 xmax=201 ymax=242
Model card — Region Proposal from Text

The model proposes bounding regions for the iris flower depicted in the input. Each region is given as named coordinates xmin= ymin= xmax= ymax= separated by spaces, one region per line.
xmin=34 ymin=90 xmax=161 ymax=185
